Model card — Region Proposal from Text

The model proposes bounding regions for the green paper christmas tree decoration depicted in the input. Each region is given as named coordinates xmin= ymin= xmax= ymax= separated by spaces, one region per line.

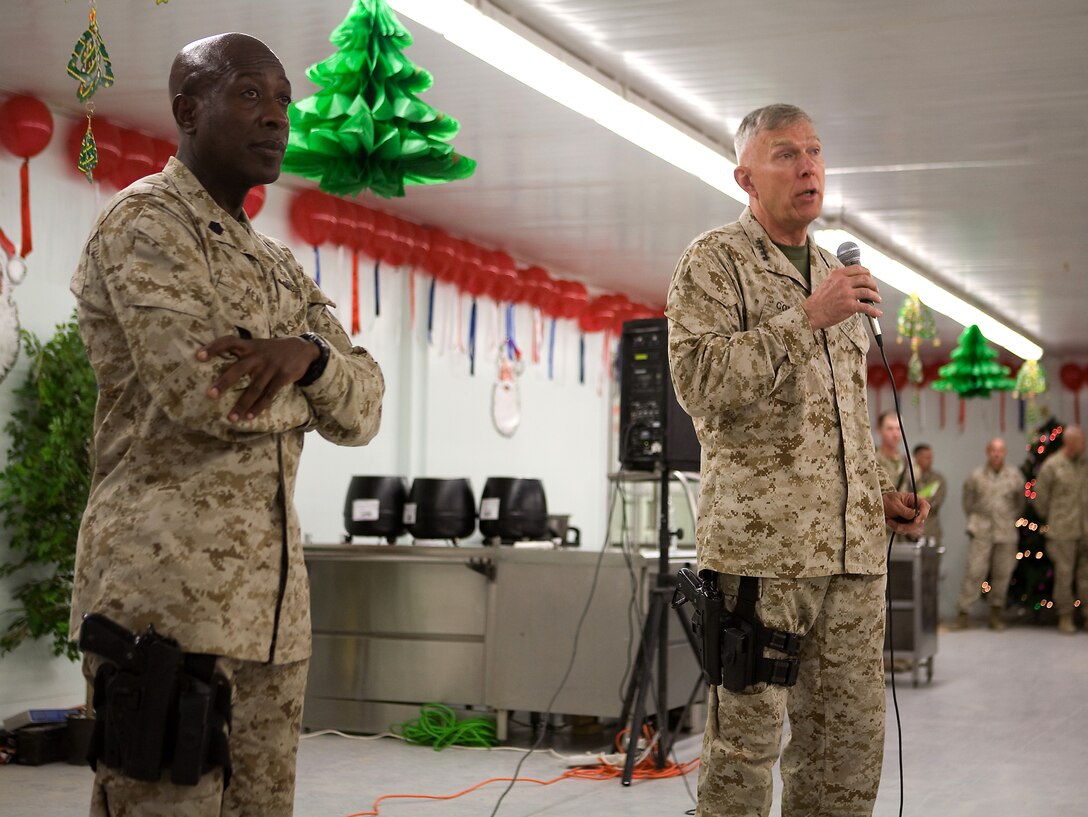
xmin=896 ymin=293 xmax=939 ymax=385
xmin=282 ymin=0 xmax=476 ymax=198
xmin=931 ymin=324 xmax=1015 ymax=398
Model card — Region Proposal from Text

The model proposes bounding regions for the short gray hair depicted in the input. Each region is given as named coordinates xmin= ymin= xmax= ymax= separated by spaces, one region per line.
xmin=734 ymin=104 xmax=813 ymax=161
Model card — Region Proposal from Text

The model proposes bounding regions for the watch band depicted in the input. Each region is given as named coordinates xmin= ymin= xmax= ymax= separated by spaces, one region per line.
xmin=297 ymin=332 xmax=330 ymax=386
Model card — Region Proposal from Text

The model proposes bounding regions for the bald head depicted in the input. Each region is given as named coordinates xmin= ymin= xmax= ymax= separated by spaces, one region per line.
xmin=986 ymin=437 xmax=1007 ymax=471
xmin=169 ymin=33 xmax=279 ymax=100
xmin=1063 ymin=426 xmax=1085 ymax=458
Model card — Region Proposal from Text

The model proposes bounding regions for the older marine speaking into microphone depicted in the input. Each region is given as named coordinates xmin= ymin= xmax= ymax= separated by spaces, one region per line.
xmin=666 ymin=102 xmax=928 ymax=817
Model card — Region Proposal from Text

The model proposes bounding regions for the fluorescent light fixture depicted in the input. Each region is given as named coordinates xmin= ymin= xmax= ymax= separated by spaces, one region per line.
xmin=815 ymin=229 xmax=1042 ymax=361
xmin=388 ymin=0 xmax=746 ymax=202
xmin=390 ymin=0 xmax=1043 ymax=362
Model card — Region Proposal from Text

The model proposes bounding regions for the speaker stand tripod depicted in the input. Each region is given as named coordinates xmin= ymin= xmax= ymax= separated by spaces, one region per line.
xmin=616 ymin=468 xmax=704 ymax=786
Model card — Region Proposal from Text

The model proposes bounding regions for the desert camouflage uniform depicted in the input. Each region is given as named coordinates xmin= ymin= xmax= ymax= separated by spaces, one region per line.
xmin=70 ymin=157 xmax=384 ymax=815
xmin=667 ymin=208 xmax=890 ymax=817
xmin=957 ymin=463 xmax=1024 ymax=613
xmin=875 ymin=449 xmax=905 ymax=491
xmin=1033 ymin=452 xmax=1087 ymax=616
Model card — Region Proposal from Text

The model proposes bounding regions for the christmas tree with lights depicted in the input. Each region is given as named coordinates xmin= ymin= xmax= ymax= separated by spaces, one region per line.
xmin=1006 ymin=418 xmax=1064 ymax=617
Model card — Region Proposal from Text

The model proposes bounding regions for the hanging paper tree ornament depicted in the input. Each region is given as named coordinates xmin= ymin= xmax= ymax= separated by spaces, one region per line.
xmin=67 ymin=5 xmax=115 ymax=103
xmin=1013 ymin=359 xmax=1048 ymax=433
xmin=66 ymin=3 xmax=115 ymax=184
xmin=931 ymin=324 xmax=1015 ymax=398
xmin=282 ymin=0 xmax=476 ymax=197
xmin=896 ymin=294 xmax=939 ymax=385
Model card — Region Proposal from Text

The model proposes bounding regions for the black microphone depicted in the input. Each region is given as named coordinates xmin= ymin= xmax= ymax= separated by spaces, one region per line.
xmin=836 ymin=241 xmax=882 ymax=345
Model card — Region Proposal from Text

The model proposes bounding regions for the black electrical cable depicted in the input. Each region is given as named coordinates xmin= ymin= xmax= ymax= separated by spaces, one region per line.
xmin=873 ymin=331 xmax=918 ymax=817
xmin=487 ymin=480 xmax=620 ymax=817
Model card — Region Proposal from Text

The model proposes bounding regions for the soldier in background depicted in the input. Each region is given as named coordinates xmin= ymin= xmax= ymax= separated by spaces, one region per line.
xmin=911 ymin=443 xmax=947 ymax=546
xmin=668 ymin=103 xmax=927 ymax=817
xmin=953 ymin=438 xmax=1024 ymax=631
xmin=874 ymin=409 xmax=906 ymax=489
xmin=69 ymin=33 xmax=384 ymax=815
xmin=1033 ymin=426 xmax=1087 ymax=634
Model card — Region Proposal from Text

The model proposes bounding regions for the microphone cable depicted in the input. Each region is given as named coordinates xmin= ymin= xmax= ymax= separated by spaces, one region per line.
xmin=871 ymin=328 xmax=918 ymax=817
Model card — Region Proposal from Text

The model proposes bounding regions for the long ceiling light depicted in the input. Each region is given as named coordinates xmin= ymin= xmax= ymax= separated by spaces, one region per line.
xmin=815 ymin=229 xmax=1042 ymax=361
xmin=390 ymin=0 xmax=1043 ymax=362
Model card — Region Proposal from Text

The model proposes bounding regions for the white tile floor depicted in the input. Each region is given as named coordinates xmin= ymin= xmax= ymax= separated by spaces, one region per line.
xmin=4 ymin=620 xmax=1086 ymax=816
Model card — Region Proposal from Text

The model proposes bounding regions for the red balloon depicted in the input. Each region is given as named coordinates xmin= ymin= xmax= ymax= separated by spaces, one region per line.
xmin=289 ymin=190 xmax=336 ymax=247
xmin=867 ymin=363 xmax=889 ymax=388
xmin=0 ymin=94 xmax=53 ymax=159
xmin=66 ymin=118 xmax=122 ymax=182
xmin=1059 ymin=362 xmax=1084 ymax=392
xmin=111 ymin=128 xmax=156 ymax=189
xmin=243 ymin=185 xmax=266 ymax=219
xmin=889 ymin=361 xmax=909 ymax=390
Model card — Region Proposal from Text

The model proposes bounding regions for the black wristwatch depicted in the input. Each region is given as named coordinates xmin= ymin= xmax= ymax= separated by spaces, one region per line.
xmin=297 ymin=332 xmax=330 ymax=386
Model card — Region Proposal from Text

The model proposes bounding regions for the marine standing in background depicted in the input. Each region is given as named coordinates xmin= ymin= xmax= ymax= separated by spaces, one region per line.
xmin=69 ymin=33 xmax=384 ymax=816
xmin=1033 ymin=426 xmax=1087 ymax=634
xmin=911 ymin=443 xmax=947 ymax=546
xmin=667 ymin=103 xmax=927 ymax=817
xmin=954 ymin=438 xmax=1024 ymax=631
xmin=874 ymin=409 xmax=906 ymax=489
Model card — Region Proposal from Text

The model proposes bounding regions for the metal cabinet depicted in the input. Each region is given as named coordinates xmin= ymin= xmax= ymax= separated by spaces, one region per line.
xmin=885 ymin=539 xmax=942 ymax=686
xmin=302 ymin=545 xmax=701 ymax=737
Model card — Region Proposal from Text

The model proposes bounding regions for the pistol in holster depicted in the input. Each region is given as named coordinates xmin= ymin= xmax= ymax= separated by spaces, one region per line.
xmin=673 ymin=568 xmax=803 ymax=692
xmin=79 ymin=613 xmax=233 ymax=787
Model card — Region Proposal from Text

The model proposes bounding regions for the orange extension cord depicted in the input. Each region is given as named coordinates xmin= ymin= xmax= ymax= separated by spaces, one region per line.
xmin=341 ymin=726 xmax=700 ymax=817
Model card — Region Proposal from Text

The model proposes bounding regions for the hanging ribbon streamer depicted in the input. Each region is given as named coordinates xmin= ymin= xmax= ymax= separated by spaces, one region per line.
xmin=427 ymin=278 xmax=436 ymax=345
xmin=579 ymin=333 xmax=585 ymax=385
xmin=504 ymin=304 xmax=519 ymax=362
xmin=19 ymin=162 xmax=32 ymax=258
xmin=468 ymin=299 xmax=477 ymax=376
xmin=350 ymin=249 xmax=360 ymax=336
xmin=456 ymin=291 xmax=465 ymax=353
xmin=373 ymin=261 xmax=381 ymax=317
xmin=597 ymin=331 xmax=611 ymax=395
xmin=409 ymin=267 xmax=416 ymax=331
xmin=939 ymin=393 xmax=946 ymax=429
xmin=548 ymin=318 xmax=556 ymax=381
xmin=0 ymin=229 xmax=15 ymax=259
xmin=999 ymin=391 xmax=1006 ymax=432
xmin=312 ymin=246 xmax=321 ymax=286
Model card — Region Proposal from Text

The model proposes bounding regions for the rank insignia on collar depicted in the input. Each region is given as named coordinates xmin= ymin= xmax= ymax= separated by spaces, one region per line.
xmin=755 ymin=238 xmax=770 ymax=262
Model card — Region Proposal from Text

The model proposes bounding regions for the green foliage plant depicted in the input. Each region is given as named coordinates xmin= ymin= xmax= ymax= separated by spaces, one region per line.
xmin=0 ymin=315 xmax=96 ymax=661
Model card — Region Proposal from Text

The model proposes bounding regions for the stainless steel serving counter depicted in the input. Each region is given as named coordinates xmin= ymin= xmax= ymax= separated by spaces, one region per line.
xmin=303 ymin=544 xmax=701 ymax=739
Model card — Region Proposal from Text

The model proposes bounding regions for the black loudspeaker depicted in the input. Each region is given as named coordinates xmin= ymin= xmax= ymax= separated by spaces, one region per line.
xmin=479 ymin=477 xmax=548 ymax=543
xmin=405 ymin=478 xmax=476 ymax=540
xmin=343 ymin=476 xmax=408 ymax=542
xmin=619 ymin=318 xmax=700 ymax=472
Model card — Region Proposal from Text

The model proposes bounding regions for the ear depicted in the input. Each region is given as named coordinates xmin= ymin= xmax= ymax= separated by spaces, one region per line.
xmin=172 ymin=94 xmax=199 ymax=136
xmin=734 ymin=165 xmax=757 ymax=199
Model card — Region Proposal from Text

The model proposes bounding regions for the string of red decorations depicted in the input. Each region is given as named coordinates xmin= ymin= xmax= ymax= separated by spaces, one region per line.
xmin=1058 ymin=362 xmax=1088 ymax=424
xmin=286 ymin=188 xmax=661 ymax=335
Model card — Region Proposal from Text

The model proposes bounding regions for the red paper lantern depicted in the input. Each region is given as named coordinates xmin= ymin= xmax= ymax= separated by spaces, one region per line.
xmin=1059 ymin=362 xmax=1084 ymax=392
xmin=111 ymin=128 xmax=156 ymax=189
xmin=424 ymin=229 xmax=458 ymax=281
xmin=289 ymin=190 xmax=336 ymax=247
xmin=889 ymin=361 xmax=909 ymax=390
xmin=453 ymin=240 xmax=485 ymax=293
xmin=243 ymin=185 xmax=266 ymax=219
xmin=556 ymin=280 xmax=589 ymax=321
xmin=520 ymin=265 xmax=552 ymax=308
xmin=867 ymin=363 xmax=889 ymax=388
xmin=0 ymin=95 xmax=53 ymax=159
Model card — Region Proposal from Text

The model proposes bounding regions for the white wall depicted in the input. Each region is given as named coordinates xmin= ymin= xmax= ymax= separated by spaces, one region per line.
xmin=0 ymin=111 xmax=613 ymax=718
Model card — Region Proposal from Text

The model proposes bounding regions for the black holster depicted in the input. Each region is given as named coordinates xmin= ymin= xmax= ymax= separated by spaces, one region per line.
xmin=674 ymin=569 xmax=803 ymax=692
xmin=80 ymin=613 xmax=233 ymax=787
